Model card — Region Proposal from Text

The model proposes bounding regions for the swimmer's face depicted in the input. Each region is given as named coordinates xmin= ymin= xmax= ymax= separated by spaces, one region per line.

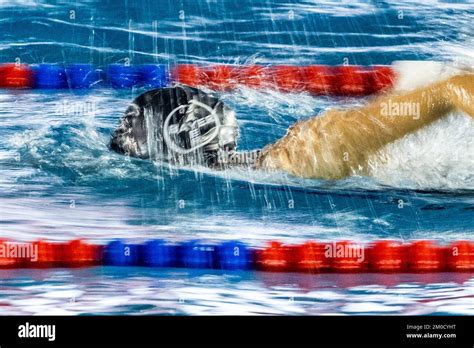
xmin=110 ymin=103 xmax=145 ymax=158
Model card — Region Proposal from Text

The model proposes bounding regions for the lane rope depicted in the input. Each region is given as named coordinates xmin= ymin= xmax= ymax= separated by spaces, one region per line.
xmin=0 ymin=62 xmax=396 ymax=95
xmin=0 ymin=239 xmax=473 ymax=273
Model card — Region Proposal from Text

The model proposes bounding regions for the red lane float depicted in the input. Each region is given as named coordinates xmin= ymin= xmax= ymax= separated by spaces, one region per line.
xmin=202 ymin=65 xmax=238 ymax=90
xmin=270 ymin=65 xmax=306 ymax=92
xmin=407 ymin=240 xmax=446 ymax=273
xmin=0 ymin=64 xmax=34 ymax=88
xmin=294 ymin=241 xmax=331 ymax=273
xmin=30 ymin=240 xmax=65 ymax=268
xmin=255 ymin=241 xmax=294 ymax=272
xmin=172 ymin=64 xmax=204 ymax=86
xmin=171 ymin=64 xmax=398 ymax=95
xmin=330 ymin=241 xmax=369 ymax=272
xmin=0 ymin=240 xmax=103 ymax=268
xmin=173 ymin=64 xmax=239 ymax=90
xmin=446 ymin=241 xmax=474 ymax=271
xmin=62 ymin=239 xmax=103 ymax=267
xmin=332 ymin=66 xmax=370 ymax=96
xmin=237 ymin=65 xmax=272 ymax=88
xmin=368 ymin=65 xmax=396 ymax=93
xmin=0 ymin=240 xmax=22 ymax=268
xmin=368 ymin=240 xmax=405 ymax=272
xmin=301 ymin=65 xmax=335 ymax=95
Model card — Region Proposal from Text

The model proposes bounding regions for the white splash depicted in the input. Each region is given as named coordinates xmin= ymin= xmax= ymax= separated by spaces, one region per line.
xmin=369 ymin=113 xmax=474 ymax=190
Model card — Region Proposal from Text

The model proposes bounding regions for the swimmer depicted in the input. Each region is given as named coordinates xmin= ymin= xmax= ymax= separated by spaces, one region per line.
xmin=110 ymin=73 xmax=474 ymax=180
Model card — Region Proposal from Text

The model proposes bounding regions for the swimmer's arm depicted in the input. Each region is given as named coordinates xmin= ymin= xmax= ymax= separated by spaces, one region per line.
xmin=445 ymin=74 xmax=474 ymax=119
xmin=256 ymin=74 xmax=474 ymax=179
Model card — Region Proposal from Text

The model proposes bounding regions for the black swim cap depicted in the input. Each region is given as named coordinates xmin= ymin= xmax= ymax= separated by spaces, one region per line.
xmin=110 ymin=85 xmax=239 ymax=167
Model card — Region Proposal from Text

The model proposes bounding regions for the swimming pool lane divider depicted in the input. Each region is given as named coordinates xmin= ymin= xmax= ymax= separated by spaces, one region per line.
xmin=0 ymin=239 xmax=473 ymax=273
xmin=1 ymin=61 xmax=464 ymax=95
xmin=0 ymin=62 xmax=396 ymax=96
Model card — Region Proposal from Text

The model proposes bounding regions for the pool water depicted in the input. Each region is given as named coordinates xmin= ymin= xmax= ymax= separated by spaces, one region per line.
xmin=0 ymin=0 xmax=473 ymax=315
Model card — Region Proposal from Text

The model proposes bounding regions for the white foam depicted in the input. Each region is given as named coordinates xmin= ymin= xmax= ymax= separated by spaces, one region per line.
xmin=368 ymin=113 xmax=474 ymax=190
xmin=392 ymin=61 xmax=467 ymax=92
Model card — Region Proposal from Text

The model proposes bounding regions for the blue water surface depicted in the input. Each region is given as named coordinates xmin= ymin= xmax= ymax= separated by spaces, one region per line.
xmin=0 ymin=0 xmax=473 ymax=315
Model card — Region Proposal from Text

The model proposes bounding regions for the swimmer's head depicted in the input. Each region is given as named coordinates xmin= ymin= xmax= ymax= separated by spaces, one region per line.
xmin=110 ymin=86 xmax=240 ymax=167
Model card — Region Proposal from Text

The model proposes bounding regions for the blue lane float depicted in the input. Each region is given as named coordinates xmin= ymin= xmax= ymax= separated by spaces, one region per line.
xmin=66 ymin=64 xmax=102 ymax=89
xmin=217 ymin=240 xmax=253 ymax=270
xmin=181 ymin=240 xmax=217 ymax=269
xmin=105 ymin=64 xmax=169 ymax=89
xmin=105 ymin=64 xmax=142 ymax=88
xmin=141 ymin=239 xmax=178 ymax=267
xmin=139 ymin=64 xmax=169 ymax=88
xmin=33 ymin=64 xmax=68 ymax=89
xmin=104 ymin=239 xmax=253 ymax=270
xmin=30 ymin=63 xmax=170 ymax=89
xmin=104 ymin=240 xmax=140 ymax=266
